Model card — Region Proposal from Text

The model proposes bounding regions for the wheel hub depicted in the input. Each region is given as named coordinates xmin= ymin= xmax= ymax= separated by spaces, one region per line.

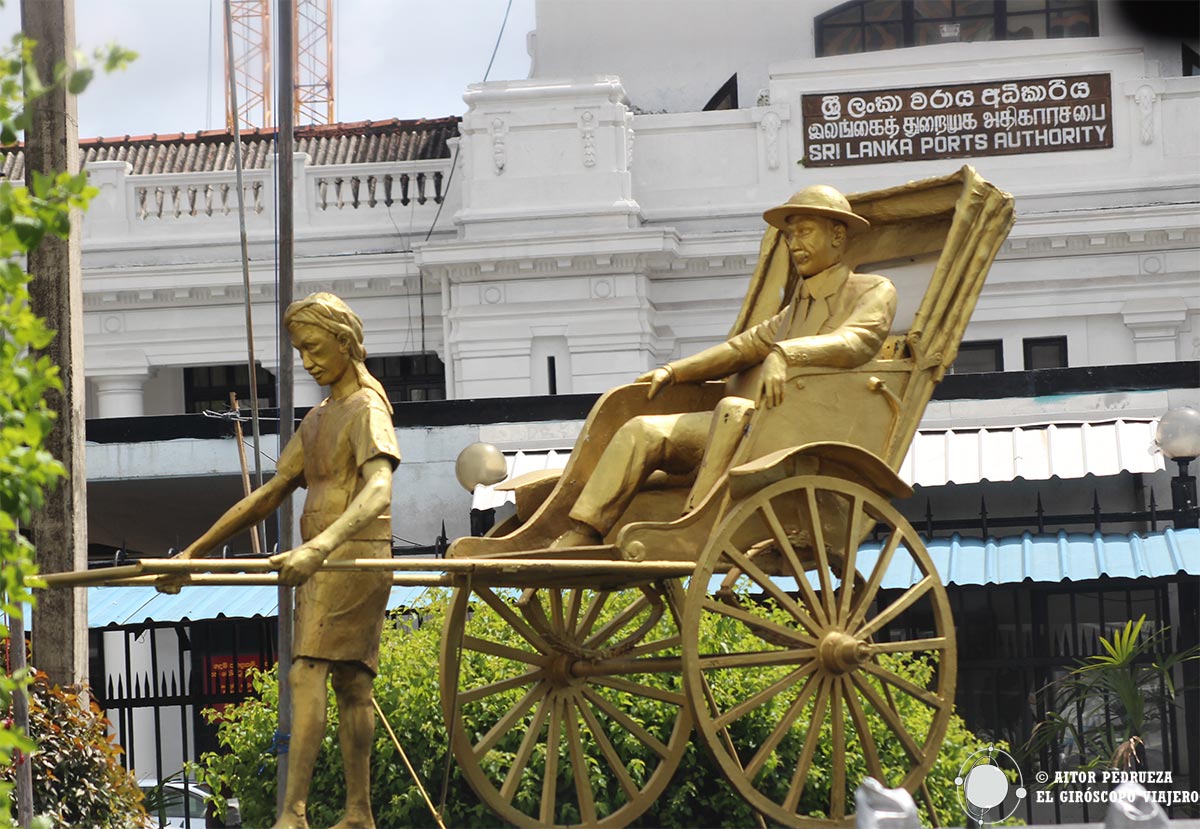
xmin=817 ymin=630 xmax=869 ymax=674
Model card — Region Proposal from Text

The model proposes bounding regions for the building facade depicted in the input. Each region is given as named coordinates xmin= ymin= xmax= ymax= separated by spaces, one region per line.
xmin=12 ymin=0 xmax=1199 ymax=817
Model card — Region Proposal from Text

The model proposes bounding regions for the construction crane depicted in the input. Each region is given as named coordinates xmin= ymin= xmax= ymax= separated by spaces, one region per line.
xmin=225 ymin=0 xmax=334 ymax=130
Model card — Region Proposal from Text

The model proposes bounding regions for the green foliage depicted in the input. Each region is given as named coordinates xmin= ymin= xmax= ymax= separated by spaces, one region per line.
xmin=0 ymin=26 xmax=133 ymax=828
xmin=1027 ymin=615 xmax=1200 ymax=773
xmin=199 ymin=589 xmax=998 ymax=828
xmin=0 ymin=673 xmax=151 ymax=828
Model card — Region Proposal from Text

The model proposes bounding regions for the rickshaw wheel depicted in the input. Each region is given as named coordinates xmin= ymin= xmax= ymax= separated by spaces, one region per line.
xmin=440 ymin=581 xmax=692 ymax=829
xmin=682 ymin=474 xmax=956 ymax=827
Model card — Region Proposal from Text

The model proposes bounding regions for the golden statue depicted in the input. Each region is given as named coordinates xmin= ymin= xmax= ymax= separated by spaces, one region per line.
xmin=159 ymin=292 xmax=400 ymax=829
xmin=552 ymin=185 xmax=896 ymax=547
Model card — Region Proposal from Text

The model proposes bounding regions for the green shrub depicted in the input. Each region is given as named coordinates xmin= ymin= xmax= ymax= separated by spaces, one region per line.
xmin=1 ymin=672 xmax=150 ymax=828
xmin=198 ymin=588 xmax=1000 ymax=828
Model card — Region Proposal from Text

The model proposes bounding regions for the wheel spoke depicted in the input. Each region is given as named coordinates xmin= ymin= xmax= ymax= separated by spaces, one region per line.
xmin=576 ymin=691 xmax=639 ymax=800
xmin=474 ymin=681 xmax=547 ymax=759
xmin=475 ymin=587 xmax=554 ymax=653
xmin=576 ymin=590 xmax=611 ymax=640
xmin=836 ymin=495 xmax=863 ymax=629
xmin=715 ymin=661 xmax=818 ymax=730
xmin=623 ymin=634 xmax=682 ymax=659
xmin=565 ymin=588 xmax=584 ymax=636
xmin=548 ymin=589 xmax=565 ymax=635
xmin=869 ymin=636 xmax=948 ymax=654
xmin=583 ymin=592 xmax=650 ymax=649
xmin=843 ymin=675 xmax=886 ymax=785
xmin=462 ymin=635 xmax=546 ymax=666
xmin=846 ymin=529 xmax=902 ymax=632
xmin=460 ymin=668 xmax=543 ymax=705
xmin=760 ymin=501 xmax=830 ymax=629
xmin=565 ymin=699 xmax=598 ymax=826
xmin=856 ymin=575 xmax=934 ymax=640
xmin=746 ymin=669 xmax=824 ymax=779
xmin=539 ymin=693 xmax=562 ymax=825
xmin=850 ymin=671 xmax=924 ymax=762
xmin=722 ymin=544 xmax=823 ymax=635
xmin=695 ymin=647 xmax=818 ymax=672
xmin=830 ymin=676 xmax=847 ymax=820
xmin=580 ymin=686 xmax=671 ymax=758
xmin=499 ymin=694 xmax=551 ymax=804
xmin=702 ymin=597 xmax=817 ymax=646
xmin=593 ymin=676 xmax=685 ymax=707
xmin=803 ymin=487 xmax=837 ymax=621
xmin=782 ymin=675 xmax=831 ymax=811
xmin=860 ymin=658 xmax=945 ymax=709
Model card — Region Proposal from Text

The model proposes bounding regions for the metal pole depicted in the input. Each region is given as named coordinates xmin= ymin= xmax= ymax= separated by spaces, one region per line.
xmin=222 ymin=0 xmax=268 ymax=553
xmin=275 ymin=0 xmax=297 ymax=813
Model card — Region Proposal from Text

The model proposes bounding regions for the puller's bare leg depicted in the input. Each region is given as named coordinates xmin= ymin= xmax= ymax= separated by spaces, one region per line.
xmin=272 ymin=657 xmax=332 ymax=829
xmin=329 ymin=663 xmax=377 ymax=829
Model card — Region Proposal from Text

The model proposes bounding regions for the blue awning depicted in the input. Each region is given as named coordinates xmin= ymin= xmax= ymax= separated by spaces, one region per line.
xmin=854 ymin=527 xmax=1199 ymax=589
xmin=85 ymin=584 xmax=433 ymax=629
xmin=74 ymin=528 xmax=1199 ymax=628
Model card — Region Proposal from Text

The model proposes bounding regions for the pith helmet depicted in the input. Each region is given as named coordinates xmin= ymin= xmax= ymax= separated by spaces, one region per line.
xmin=763 ymin=185 xmax=870 ymax=232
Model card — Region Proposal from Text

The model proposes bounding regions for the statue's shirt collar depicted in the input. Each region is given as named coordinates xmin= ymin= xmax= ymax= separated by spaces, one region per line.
xmin=799 ymin=262 xmax=850 ymax=303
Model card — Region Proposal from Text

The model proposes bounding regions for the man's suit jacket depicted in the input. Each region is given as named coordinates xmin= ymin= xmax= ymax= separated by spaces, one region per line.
xmin=670 ymin=262 xmax=897 ymax=385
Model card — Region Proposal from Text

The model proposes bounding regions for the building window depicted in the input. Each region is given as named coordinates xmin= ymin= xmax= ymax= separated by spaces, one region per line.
xmin=949 ymin=340 xmax=1004 ymax=374
xmin=816 ymin=0 xmax=1099 ymax=57
xmin=365 ymin=353 xmax=446 ymax=402
xmin=184 ymin=364 xmax=276 ymax=414
xmin=1023 ymin=335 xmax=1068 ymax=370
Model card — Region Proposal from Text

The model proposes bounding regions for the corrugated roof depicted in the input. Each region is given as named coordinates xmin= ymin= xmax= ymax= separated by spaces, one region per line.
xmin=76 ymin=529 xmax=1198 ymax=628
xmin=472 ymin=420 xmax=1165 ymax=509
xmin=0 ymin=117 xmax=459 ymax=180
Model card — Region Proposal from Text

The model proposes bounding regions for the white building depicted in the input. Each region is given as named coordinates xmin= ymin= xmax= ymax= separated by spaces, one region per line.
xmin=12 ymin=0 xmax=1198 ymax=811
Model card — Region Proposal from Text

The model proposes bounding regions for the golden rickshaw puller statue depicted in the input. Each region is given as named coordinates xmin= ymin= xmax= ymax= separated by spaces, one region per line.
xmin=158 ymin=293 xmax=401 ymax=829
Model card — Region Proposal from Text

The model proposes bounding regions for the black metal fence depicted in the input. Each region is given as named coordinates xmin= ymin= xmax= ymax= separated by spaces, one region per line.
xmin=89 ymin=616 xmax=278 ymax=825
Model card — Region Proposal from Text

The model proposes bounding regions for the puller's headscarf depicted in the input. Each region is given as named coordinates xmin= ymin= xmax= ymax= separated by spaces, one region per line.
xmin=284 ymin=292 xmax=394 ymax=414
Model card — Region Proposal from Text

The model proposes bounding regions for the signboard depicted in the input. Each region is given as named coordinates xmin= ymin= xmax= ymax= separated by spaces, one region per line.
xmin=801 ymin=73 xmax=1112 ymax=167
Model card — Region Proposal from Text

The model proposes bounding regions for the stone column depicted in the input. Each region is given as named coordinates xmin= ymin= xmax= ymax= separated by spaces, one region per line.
xmin=91 ymin=374 xmax=150 ymax=419
xmin=22 ymin=0 xmax=88 ymax=688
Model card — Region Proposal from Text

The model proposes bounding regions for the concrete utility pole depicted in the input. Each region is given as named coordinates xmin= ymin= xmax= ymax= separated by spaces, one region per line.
xmin=21 ymin=0 xmax=89 ymax=688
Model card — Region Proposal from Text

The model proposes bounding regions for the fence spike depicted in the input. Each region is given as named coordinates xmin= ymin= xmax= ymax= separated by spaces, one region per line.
xmin=979 ymin=495 xmax=989 ymax=537
xmin=1149 ymin=490 xmax=1158 ymax=532
xmin=1035 ymin=493 xmax=1045 ymax=534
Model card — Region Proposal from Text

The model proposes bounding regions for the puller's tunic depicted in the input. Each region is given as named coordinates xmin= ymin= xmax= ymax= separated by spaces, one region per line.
xmin=275 ymin=387 xmax=401 ymax=675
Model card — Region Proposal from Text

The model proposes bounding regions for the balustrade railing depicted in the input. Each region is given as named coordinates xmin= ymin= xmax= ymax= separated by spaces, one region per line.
xmin=85 ymin=156 xmax=454 ymax=239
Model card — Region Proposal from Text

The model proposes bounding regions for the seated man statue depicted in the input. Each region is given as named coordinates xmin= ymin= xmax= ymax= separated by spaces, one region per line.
xmin=553 ymin=185 xmax=897 ymax=548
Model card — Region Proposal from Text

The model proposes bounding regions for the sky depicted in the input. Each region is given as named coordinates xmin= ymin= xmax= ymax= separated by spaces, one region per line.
xmin=0 ymin=0 xmax=536 ymax=138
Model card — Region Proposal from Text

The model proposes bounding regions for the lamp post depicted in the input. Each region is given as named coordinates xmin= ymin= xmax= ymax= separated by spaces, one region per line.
xmin=1156 ymin=407 xmax=1200 ymax=530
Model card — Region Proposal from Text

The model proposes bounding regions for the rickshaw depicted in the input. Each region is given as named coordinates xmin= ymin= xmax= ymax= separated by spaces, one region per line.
xmin=438 ymin=166 xmax=1015 ymax=828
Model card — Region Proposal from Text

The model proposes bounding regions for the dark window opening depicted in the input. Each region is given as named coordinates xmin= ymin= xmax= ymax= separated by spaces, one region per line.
xmin=184 ymin=364 xmax=276 ymax=414
xmin=949 ymin=339 xmax=1004 ymax=374
xmin=1185 ymin=44 xmax=1199 ymax=77
xmin=1023 ymin=335 xmax=1068 ymax=370
xmin=365 ymin=352 xmax=446 ymax=403
xmin=547 ymin=356 xmax=558 ymax=396
xmin=703 ymin=74 xmax=739 ymax=111
xmin=816 ymin=0 xmax=1099 ymax=57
